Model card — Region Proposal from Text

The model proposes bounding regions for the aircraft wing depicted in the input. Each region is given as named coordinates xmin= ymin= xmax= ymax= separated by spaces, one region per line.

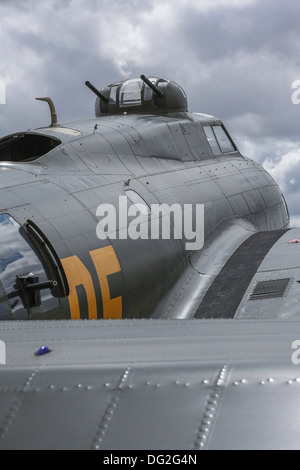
xmin=1 ymin=317 xmax=300 ymax=450
xmin=161 ymin=227 xmax=300 ymax=321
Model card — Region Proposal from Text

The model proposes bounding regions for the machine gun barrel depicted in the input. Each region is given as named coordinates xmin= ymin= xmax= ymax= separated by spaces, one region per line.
xmin=85 ymin=81 xmax=109 ymax=104
xmin=140 ymin=75 xmax=164 ymax=98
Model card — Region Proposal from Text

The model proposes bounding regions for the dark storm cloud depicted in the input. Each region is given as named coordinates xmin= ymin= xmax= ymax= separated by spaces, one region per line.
xmin=181 ymin=0 xmax=300 ymax=64
xmin=0 ymin=0 xmax=299 ymax=219
xmin=175 ymin=0 xmax=300 ymax=139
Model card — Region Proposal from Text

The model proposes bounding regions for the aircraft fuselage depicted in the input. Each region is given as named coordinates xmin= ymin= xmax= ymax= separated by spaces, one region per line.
xmin=0 ymin=105 xmax=289 ymax=320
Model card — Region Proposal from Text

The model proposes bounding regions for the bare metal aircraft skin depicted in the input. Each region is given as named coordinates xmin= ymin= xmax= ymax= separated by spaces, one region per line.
xmin=0 ymin=76 xmax=290 ymax=322
xmin=0 ymin=76 xmax=299 ymax=451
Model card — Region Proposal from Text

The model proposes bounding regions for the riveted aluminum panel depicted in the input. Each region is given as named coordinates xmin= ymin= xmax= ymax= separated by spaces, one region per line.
xmin=1 ymin=320 xmax=300 ymax=449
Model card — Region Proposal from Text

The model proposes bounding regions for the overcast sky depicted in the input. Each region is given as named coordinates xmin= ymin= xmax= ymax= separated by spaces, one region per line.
xmin=0 ymin=0 xmax=299 ymax=223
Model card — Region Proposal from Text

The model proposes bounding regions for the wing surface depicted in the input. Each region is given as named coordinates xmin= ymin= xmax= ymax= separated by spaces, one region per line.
xmin=1 ymin=318 xmax=300 ymax=450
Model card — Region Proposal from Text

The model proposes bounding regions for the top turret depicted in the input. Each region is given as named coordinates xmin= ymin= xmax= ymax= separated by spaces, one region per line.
xmin=86 ymin=75 xmax=188 ymax=116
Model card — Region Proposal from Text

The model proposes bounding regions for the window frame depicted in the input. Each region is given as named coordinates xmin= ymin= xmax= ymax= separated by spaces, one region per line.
xmin=203 ymin=124 xmax=237 ymax=156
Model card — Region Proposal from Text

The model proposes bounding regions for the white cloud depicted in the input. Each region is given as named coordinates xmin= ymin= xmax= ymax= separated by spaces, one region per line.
xmin=262 ymin=147 xmax=300 ymax=221
xmin=263 ymin=148 xmax=300 ymax=193
xmin=93 ymin=0 xmax=259 ymax=77
xmin=291 ymin=216 xmax=300 ymax=228
xmin=0 ymin=0 xmax=299 ymax=226
xmin=154 ymin=0 xmax=258 ymax=13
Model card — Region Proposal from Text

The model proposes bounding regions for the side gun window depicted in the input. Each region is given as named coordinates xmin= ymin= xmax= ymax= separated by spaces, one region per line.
xmin=0 ymin=215 xmax=66 ymax=320
xmin=0 ymin=214 xmax=49 ymax=319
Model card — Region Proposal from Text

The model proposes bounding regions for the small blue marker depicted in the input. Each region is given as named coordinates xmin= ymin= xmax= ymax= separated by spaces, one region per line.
xmin=35 ymin=346 xmax=52 ymax=356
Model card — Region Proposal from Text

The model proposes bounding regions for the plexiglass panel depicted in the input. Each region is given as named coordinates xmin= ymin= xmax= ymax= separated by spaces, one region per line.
xmin=203 ymin=125 xmax=221 ymax=156
xmin=0 ymin=214 xmax=57 ymax=319
xmin=213 ymin=126 xmax=235 ymax=153
xmin=120 ymin=79 xmax=143 ymax=107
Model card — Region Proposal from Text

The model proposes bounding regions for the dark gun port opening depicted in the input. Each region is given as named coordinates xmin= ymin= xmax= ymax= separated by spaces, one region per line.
xmin=0 ymin=132 xmax=61 ymax=163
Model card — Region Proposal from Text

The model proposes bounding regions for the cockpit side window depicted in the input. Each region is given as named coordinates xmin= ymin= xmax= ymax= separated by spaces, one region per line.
xmin=203 ymin=125 xmax=221 ymax=156
xmin=203 ymin=125 xmax=236 ymax=156
xmin=213 ymin=125 xmax=236 ymax=153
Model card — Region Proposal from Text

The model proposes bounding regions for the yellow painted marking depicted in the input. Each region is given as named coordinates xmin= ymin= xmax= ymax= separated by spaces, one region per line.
xmin=90 ymin=246 xmax=122 ymax=319
xmin=61 ymin=246 xmax=122 ymax=320
xmin=60 ymin=255 xmax=97 ymax=320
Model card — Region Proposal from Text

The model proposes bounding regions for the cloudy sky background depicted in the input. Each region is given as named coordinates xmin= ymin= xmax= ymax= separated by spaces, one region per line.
xmin=0 ymin=0 xmax=300 ymax=224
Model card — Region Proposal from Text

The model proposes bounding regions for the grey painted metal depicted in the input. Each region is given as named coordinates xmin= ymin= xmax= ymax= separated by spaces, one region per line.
xmin=0 ymin=319 xmax=300 ymax=450
xmin=236 ymin=228 xmax=300 ymax=319
xmin=0 ymin=76 xmax=297 ymax=449
xmin=0 ymin=100 xmax=289 ymax=320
